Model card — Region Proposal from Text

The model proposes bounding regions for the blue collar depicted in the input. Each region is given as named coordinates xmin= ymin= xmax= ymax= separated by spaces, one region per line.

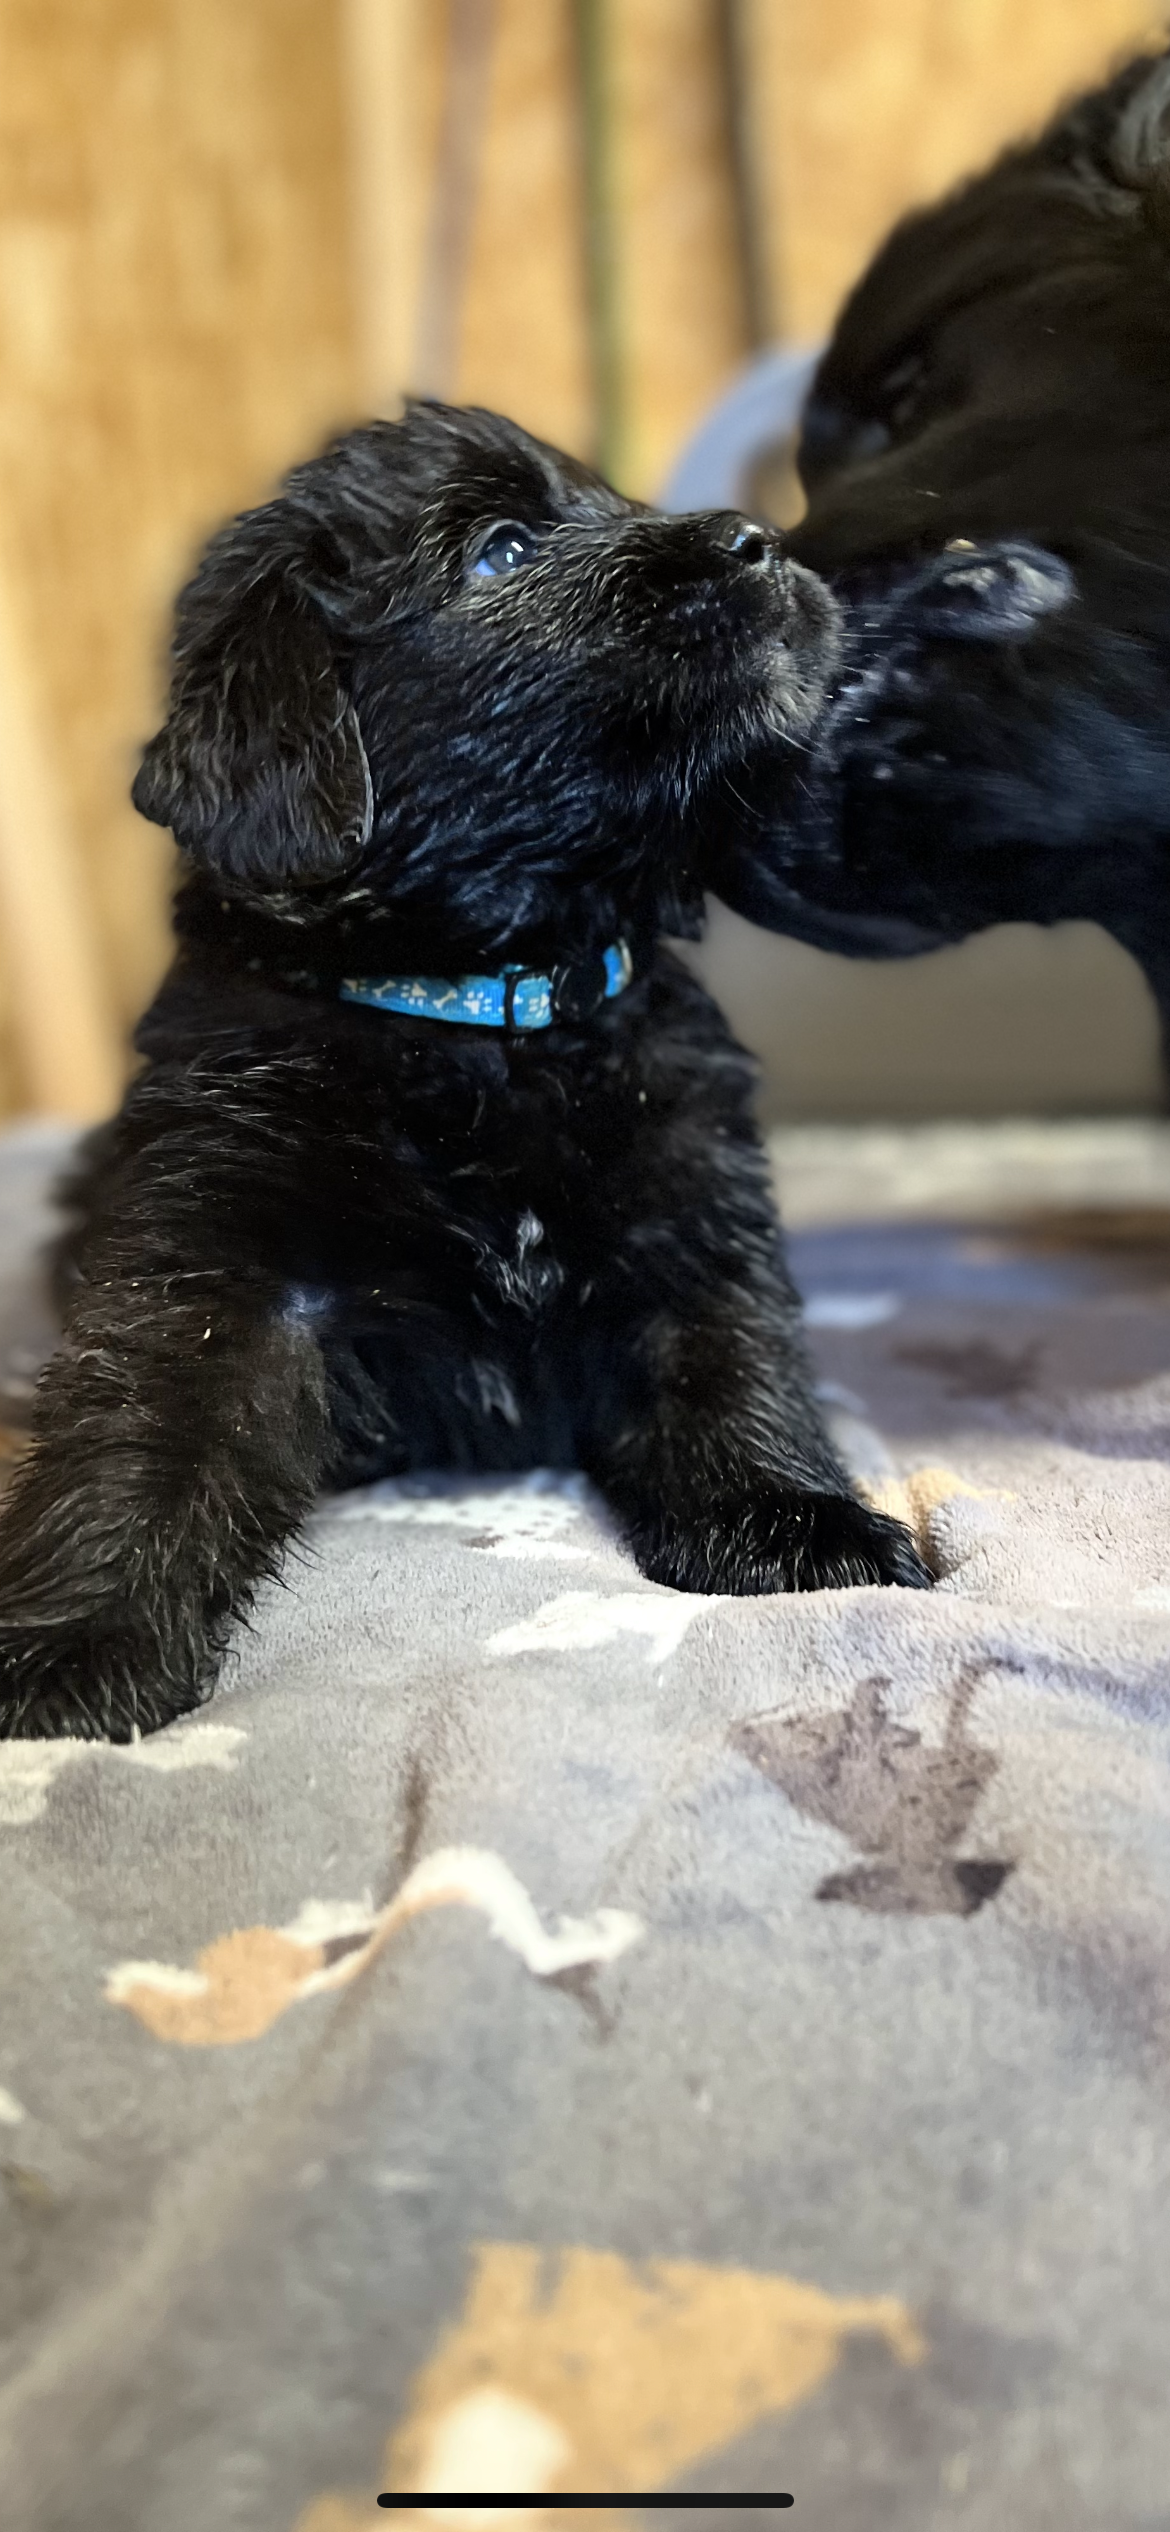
xmin=340 ymin=939 xmax=633 ymax=1030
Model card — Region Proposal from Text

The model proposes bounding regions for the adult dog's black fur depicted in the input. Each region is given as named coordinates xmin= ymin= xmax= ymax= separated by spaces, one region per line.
xmin=714 ymin=47 xmax=1170 ymax=1048
xmin=0 ymin=401 xmax=928 ymax=1742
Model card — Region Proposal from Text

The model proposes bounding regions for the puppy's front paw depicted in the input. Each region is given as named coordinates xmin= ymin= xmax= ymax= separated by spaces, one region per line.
xmin=0 ymin=1624 xmax=209 ymax=1741
xmin=630 ymin=1486 xmax=933 ymax=1596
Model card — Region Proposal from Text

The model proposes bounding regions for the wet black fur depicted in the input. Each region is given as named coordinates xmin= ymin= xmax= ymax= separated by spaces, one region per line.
xmin=0 ymin=401 xmax=928 ymax=1741
xmin=714 ymin=48 xmax=1170 ymax=1048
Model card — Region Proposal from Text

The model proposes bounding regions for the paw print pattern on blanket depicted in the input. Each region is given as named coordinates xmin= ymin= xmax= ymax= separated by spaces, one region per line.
xmin=0 ymin=1718 xmax=248 ymax=1825
xmin=486 ymin=1590 xmax=716 ymax=1665
xmin=894 ymin=1339 xmax=1042 ymax=1400
xmin=105 ymin=1848 xmax=643 ymax=2045
xmin=733 ymin=1664 xmax=1015 ymax=1916
xmin=293 ymin=2242 xmax=925 ymax=2526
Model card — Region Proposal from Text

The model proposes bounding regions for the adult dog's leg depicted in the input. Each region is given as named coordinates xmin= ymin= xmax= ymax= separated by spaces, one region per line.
xmin=0 ymin=1252 xmax=330 ymax=1739
xmin=586 ymin=1273 xmax=931 ymax=1596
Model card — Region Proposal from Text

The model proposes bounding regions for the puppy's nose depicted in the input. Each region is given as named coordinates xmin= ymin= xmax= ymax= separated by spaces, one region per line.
xmin=711 ymin=512 xmax=779 ymax=568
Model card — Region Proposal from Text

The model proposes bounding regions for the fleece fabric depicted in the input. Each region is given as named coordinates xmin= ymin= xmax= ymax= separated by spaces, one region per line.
xmin=0 ymin=1122 xmax=1169 ymax=2530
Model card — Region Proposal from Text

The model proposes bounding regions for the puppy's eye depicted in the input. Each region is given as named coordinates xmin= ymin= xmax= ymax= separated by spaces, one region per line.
xmin=469 ymin=521 xmax=540 ymax=579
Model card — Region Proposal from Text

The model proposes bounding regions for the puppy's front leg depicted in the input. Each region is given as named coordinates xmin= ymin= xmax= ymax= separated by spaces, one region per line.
xmin=590 ymin=1277 xmax=931 ymax=1596
xmin=0 ymin=1260 xmax=330 ymax=1739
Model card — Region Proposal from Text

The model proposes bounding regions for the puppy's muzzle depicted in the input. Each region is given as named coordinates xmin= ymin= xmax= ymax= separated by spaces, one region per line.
xmin=707 ymin=512 xmax=782 ymax=570
xmin=698 ymin=510 xmax=843 ymax=660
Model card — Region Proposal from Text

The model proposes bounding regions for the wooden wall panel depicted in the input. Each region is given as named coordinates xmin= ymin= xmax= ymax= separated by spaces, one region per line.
xmin=607 ymin=0 xmax=748 ymax=494
xmin=341 ymin=0 xmax=447 ymax=412
xmin=747 ymin=0 xmax=1163 ymax=345
xmin=456 ymin=0 xmax=594 ymax=457
xmin=343 ymin=1 xmax=593 ymax=460
xmin=0 ymin=0 xmax=359 ymax=1093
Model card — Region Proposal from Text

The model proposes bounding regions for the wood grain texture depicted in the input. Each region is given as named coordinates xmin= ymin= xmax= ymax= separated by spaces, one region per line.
xmin=745 ymin=0 xmax=1164 ymax=344
xmin=342 ymin=0 xmax=430 ymax=412
xmin=0 ymin=0 xmax=360 ymax=1105
xmin=449 ymin=0 xmax=756 ymax=494
xmin=455 ymin=0 xmax=594 ymax=459
xmin=0 ymin=546 xmax=119 ymax=1117
xmin=607 ymin=0 xmax=748 ymax=494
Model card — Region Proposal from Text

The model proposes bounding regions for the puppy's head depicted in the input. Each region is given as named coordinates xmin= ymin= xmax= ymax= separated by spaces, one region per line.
xmin=134 ymin=402 xmax=839 ymax=961
xmin=712 ymin=49 xmax=1170 ymax=957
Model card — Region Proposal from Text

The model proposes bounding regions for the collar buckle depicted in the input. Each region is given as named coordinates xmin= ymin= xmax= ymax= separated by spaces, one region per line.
xmin=548 ymin=954 xmax=610 ymax=1026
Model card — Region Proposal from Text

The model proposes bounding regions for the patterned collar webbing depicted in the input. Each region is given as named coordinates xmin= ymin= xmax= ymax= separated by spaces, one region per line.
xmin=340 ymin=939 xmax=633 ymax=1030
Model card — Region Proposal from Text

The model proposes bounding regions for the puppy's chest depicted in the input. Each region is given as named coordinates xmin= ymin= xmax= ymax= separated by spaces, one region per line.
xmin=365 ymin=1055 xmax=642 ymax=1316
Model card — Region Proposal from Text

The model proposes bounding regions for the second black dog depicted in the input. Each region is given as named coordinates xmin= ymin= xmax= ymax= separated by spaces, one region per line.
xmin=713 ymin=47 xmax=1170 ymax=1055
xmin=0 ymin=401 xmax=928 ymax=1741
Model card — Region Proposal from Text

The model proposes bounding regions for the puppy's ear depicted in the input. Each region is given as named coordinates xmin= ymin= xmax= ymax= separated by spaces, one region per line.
xmin=132 ymin=506 xmax=373 ymax=890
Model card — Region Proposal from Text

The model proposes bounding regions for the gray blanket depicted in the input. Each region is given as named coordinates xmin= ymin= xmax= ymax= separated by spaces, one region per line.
xmin=2 ymin=1124 xmax=1170 ymax=2530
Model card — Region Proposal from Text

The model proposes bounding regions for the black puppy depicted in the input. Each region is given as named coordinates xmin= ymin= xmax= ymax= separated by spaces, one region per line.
xmin=0 ymin=401 xmax=928 ymax=1741
xmin=714 ymin=47 xmax=1170 ymax=1047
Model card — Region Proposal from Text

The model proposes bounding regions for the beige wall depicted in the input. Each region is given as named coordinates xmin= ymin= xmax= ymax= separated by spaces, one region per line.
xmin=693 ymin=912 xmax=1164 ymax=1124
xmin=749 ymin=0 xmax=1166 ymax=344
xmin=0 ymin=0 xmax=360 ymax=1108
xmin=0 ymin=0 xmax=1158 ymax=1116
